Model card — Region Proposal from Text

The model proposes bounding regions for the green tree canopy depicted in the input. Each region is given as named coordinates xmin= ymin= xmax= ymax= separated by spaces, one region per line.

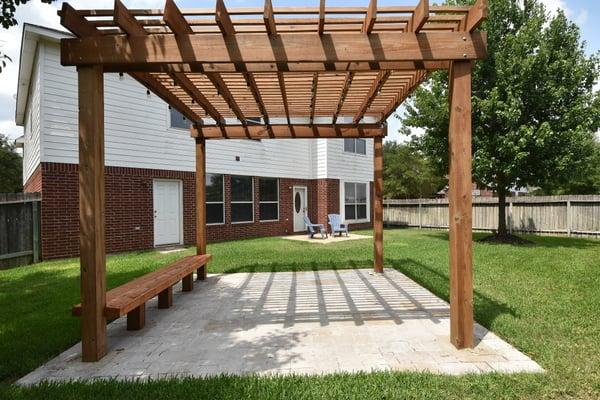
xmin=0 ymin=133 xmax=23 ymax=192
xmin=383 ymin=140 xmax=446 ymax=199
xmin=400 ymin=0 xmax=600 ymax=238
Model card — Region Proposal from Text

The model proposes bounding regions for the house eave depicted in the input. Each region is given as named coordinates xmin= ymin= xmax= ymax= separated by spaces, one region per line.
xmin=15 ymin=23 xmax=72 ymax=126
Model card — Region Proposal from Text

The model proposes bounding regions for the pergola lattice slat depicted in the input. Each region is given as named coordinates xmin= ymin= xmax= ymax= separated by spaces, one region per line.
xmin=61 ymin=0 xmax=487 ymax=362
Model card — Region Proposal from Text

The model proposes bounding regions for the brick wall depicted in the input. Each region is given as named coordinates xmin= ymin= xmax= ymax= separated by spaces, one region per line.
xmin=35 ymin=162 xmax=332 ymax=259
xmin=23 ymin=165 xmax=42 ymax=193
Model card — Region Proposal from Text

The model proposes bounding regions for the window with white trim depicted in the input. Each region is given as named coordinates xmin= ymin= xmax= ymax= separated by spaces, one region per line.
xmin=259 ymin=178 xmax=279 ymax=221
xmin=343 ymin=138 xmax=366 ymax=155
xmin=231 ymin=175 xmax=254 ymax=223
xmin=206 ymin=173 xmax=224 ymax=225
xmin=344 ymin=182 xmax=368 ymax=221
xmin=169 ymin=107 xmax=191 ymax=130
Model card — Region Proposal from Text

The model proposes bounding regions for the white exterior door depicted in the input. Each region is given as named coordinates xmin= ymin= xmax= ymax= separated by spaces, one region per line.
xmin=153 ymin=180 xmax=182 ymax=246
xmin=293 ymin=186 xmax=308 ymax=232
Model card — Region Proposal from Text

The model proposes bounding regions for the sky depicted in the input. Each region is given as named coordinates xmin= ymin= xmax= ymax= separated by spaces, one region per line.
xmin=0 ymin=0 xmax=598 ymax=143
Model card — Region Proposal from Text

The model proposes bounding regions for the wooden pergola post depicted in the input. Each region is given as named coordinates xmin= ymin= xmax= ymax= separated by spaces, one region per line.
xmin=373 ymin=134 xmax=384 ymax=274
xmin=448 ymin=60 xmax=474 ymax=349
xmin=195 ymin=136 xmax=207 ymax=280
xmin=78 ymin=65 xmax=107 ymax=362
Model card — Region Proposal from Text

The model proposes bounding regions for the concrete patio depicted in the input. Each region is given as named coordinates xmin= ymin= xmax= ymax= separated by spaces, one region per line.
xmin=18 ymin=268 xmax=542 ymax=384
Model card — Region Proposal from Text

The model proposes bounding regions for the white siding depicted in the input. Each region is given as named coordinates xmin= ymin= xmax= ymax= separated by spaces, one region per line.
xmin=40 ymin=41 xmax=314 ymax=179
xmin=22 ymin=45 xmax=42 ymax=184
xmin=37 ymin=39 xmax=374 ymax=183
xmin=325 ymin=139 xmax=374 ymax=182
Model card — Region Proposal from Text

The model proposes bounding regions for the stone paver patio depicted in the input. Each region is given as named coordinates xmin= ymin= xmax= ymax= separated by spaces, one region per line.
xmin=18 ymin=268 xmax=542 ymax=384
xmin=281 ymin=233 xmax=372 ymax=244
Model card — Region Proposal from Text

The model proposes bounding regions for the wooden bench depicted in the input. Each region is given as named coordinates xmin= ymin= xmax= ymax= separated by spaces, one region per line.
xmin=73 ymin=254 xmax=211 ymax=330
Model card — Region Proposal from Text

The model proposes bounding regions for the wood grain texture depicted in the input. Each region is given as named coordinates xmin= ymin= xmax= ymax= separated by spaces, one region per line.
xmin=448 ymin=60 xmax=473 ymax=349
xmin=60 ymin=32 xmax=488 ymax=66
xmin=78 ymin=65 xmax=107 ymax=362
xmin=373 ymin=134 xmax=384 ymax=274
xmin=126 ymin=304 xmax=145 ymax=330
xmin=72 ymin=254 xmax=212 ymax=319
xmin=190 ymin=124 xmax=386 ymax=139
xmin=195 ymin=137 xmax=208 ymax=280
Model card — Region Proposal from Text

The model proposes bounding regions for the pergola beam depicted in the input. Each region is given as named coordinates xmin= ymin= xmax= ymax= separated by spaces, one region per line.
xmin=361 ymin=0 xmax=377 ymax=34
xmin=409 ymin=0 xmax=429 ymax=33
xmin=191 ymin=124 xmax=385 ymax=139
xmin=353 ymin=71 xmax=391 ymax=123
xmin=263 ymin=0 xmax=277 ymax=35
xmin=465 ymin=0 xmax=488 ymax=32
xmin=171 ymin=72 xmax=224 ymax=124
xmin=101 ymin=60 xmax=451 ymax=73
xmin=60 ymin=32 xmax=488 ymax=67
xmin=333 ymin=72 xmax=353 ymax=124
xmin=207 ymin=73 xmax=246 ymax=124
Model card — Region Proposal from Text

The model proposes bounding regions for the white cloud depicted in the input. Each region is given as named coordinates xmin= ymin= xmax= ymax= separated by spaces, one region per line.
xmin=0 ymin=1 xmax=165 ymax=139
xmin=538 ymin=0 xmax=588 ymax=27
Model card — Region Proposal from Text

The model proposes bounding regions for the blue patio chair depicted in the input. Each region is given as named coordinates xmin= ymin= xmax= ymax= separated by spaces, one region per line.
xmin=328 ymin=214 xmax=349 ymax=237
xmin=303 ymin=215 xmax=328 ymax=239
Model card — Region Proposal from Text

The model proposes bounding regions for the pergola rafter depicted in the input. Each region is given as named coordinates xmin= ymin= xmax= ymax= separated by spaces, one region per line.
xmin=60 ymin=0 xmax=488 ymax=363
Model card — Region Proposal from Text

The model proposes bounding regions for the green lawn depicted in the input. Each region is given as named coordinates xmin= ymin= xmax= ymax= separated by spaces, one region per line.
xmin=1 ymin=228 xmax=599 ymax=399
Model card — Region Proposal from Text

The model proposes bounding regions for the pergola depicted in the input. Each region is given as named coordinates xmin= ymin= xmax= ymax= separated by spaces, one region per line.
xmin=59 ymin=0 xmax=487 ymax=362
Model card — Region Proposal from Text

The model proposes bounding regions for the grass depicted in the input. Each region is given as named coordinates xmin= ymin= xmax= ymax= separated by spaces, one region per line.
xmin=1 ymin=228 xmax=599 ymax=399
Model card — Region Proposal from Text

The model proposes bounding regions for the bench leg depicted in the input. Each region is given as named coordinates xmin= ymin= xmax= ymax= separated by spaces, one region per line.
xmin=197 ymin=265 xmax=207 ymax=281
xmin=127 ymin=304 xmax=145 ymax=330
xmin=158 ymin=287 xmax=173 ymax=309
xmin=182 ymin=273 xmax=194 ymax=292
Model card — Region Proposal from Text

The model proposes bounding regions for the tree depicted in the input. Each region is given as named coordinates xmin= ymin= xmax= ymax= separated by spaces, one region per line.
xmin=537 ymin=139 xmax=600 ymax=195
xmin=383 ymin=140 xmax=446 ymax=199
xmin=400 ymin=0 xmax=600 ymax=240
xmin=0 ymin=0 xmax=55 ymax=72
xmin=0 ymin=134 xmax=22 ymax=192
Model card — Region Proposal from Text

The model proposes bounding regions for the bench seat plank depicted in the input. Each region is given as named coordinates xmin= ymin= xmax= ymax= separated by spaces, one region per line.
xmin=73 ymin=254 xmax=211 ymax=319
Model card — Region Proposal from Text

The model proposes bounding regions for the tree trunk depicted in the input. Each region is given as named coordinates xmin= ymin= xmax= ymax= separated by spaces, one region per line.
xmin=497 ymin=187 xmax=508 ymax=237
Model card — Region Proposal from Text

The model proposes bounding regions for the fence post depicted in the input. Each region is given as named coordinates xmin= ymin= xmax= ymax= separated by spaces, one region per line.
xmin=508 ymin=200 xmax=513 ymax=235
xmin=566 ymin=199 xmax=572 ymax=237
xmin=32 ymin=200 xmax=40 ymax=263
xmin=418 ymin=202 xmax=423 ymax=229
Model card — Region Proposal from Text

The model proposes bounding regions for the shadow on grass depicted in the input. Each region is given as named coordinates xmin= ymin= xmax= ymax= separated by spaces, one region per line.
xmin=388 ymin=257 xmax=519 ymax=329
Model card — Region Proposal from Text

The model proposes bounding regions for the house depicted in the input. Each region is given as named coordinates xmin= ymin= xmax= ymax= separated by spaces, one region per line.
xmin=15 ymin=24 xmax=374 ymax=260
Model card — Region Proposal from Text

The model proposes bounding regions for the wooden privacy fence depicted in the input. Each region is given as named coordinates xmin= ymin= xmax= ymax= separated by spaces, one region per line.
xmin=0 ymin=193 xmax=41 ymax=268
xmin=384 ymin=195 xmax=600 ymax=238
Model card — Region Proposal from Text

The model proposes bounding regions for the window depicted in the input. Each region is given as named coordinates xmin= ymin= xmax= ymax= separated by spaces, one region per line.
xmin=343 ymin=138 xmax=367 ymax=155
xmin=344 ymin=182 xmax=368 ymax=221
xmin=206 ymin=174 xmax=224 ymax=224
xmin=259 ymin=178 xmax=279 ymax=221
xmin=169 ymin=107 xmax=192 ymax=130
xmin=231 ymin=175 xmax=254 ymax=223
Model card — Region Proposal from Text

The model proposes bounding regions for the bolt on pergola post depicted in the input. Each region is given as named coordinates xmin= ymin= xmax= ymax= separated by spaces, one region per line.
xmin=61 ymin=0 xmax=487 ymax=361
